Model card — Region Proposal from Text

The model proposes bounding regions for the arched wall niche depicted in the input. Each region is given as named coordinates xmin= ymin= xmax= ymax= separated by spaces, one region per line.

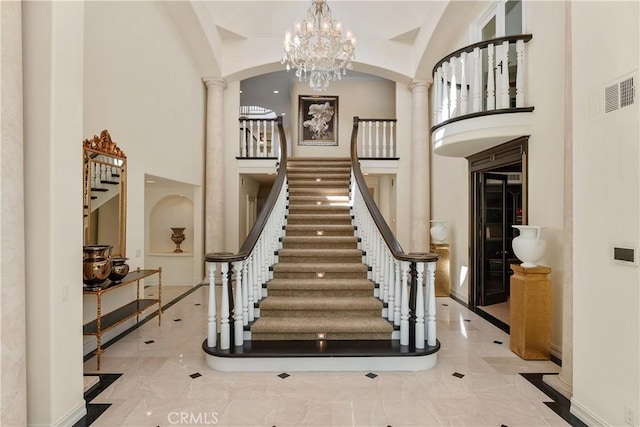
xmin=149 ymin=194 xmax=195 ymax=254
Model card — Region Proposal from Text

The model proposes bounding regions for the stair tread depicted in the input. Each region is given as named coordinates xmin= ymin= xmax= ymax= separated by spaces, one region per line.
xmin=273 ymin=263 xmax=368 ymax=271
xmin=252 ymin=316 xmax=392 ymax=333
xmin=285 ymin=224 xmax=355 ymax=230
xmin=267 ymin=279 xmax=373 ymax=289
xmin=282 ymin=236 xmax=357 ymax=242
xmin=261 ymin=296 xmax=382 ymax=309
xmin=278 ymin=248 xmax=362 ymax=256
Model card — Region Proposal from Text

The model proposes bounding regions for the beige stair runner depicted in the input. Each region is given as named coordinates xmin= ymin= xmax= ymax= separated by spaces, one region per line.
xmin=251 ymin=158 xmax=393 ymax=341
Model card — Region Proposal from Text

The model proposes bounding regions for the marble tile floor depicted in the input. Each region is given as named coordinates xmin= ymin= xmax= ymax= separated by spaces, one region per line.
xmin=479 ymin=299 xmax=511 ymax=327
xmin=82 ymin=287 xmax=573 ymax=427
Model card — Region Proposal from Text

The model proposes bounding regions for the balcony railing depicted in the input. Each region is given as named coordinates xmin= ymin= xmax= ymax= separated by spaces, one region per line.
xmin=354 ymin=117 xmax=398 ymax=159
xmin=238 ymin=118 xmax=280 ymax=159
xmin=432 ymin=34 xmax=533 ymax=130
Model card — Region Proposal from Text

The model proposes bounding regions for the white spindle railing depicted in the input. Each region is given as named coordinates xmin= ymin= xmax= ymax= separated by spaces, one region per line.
xmin=351 ymin=167 xmax=438 ymax=348
xmin=206 ymin=181 xmax=288 ymax=350
xmin=238 ymin=118 xmax=280 ymax=158
xmin=432 ymin=34 xmax=533 ymax=128
xmin=355 ymin=118 xmax=398 ymax=159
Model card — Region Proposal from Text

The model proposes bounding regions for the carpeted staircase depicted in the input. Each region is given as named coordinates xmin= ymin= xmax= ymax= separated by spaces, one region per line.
xmin=250 ymin=158 xmax=393 ymax=341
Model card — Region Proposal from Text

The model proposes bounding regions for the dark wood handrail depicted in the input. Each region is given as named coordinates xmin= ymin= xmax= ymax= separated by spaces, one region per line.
xmin=356 ymin=118 xmax=398 ymax=123
xmin=205 ymin=116 xmax=287 ymax=263
xmin=432 ymin=34 xmax=533 ymax=77
xmin=351 ymin=117 xmax=437 ymax=264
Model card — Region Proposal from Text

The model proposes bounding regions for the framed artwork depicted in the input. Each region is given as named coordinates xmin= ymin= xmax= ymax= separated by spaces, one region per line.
xmin=298 ymin=95 xmax=338 ymax=146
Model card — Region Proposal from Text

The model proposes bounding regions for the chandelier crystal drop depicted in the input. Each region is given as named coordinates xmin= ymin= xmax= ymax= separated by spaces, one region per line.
xmin=282 ymin=0 xmax=356 ymax=91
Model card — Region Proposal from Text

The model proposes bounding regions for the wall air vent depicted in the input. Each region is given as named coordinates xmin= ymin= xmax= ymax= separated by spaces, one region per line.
xmin=604 ymin=75 xmax=636 ymax=114
xmin=620 ymin=77 xmax=635 ymax=108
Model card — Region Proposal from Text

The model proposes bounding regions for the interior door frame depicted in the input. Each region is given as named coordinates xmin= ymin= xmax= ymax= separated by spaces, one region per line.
xmin=468 ymin=136 xmax=528 ymax=308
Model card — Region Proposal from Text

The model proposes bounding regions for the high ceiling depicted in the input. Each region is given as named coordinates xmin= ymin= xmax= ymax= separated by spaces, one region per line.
xmin=171 ymin=1 xmax=487 ymax=123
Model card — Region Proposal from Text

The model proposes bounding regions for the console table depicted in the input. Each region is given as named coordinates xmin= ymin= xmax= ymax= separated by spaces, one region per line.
xmin=83 ymin=267 xmax=162 ymax=370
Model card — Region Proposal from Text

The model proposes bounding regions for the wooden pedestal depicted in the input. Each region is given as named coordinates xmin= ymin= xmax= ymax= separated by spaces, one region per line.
xmin=509 ymin=264 xmax=551 ymax=360
xmin=430 ymin=243 xmax=450 ymax=297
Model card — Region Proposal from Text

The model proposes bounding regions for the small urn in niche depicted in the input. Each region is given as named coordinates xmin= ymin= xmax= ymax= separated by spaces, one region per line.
xmin=170 ymin=227 xmax=186 ymax=253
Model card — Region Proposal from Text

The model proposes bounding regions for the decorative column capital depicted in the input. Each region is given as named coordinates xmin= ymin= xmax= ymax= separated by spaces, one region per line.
xmin=202 ymin=77 xmax=226 ymax=90
xmin=409 ymin=79 xmax=432 ymax=91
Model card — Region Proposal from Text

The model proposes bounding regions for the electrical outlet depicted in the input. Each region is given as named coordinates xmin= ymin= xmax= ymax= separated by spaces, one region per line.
xmin=624 ymin=406 xmax=634 ymax=426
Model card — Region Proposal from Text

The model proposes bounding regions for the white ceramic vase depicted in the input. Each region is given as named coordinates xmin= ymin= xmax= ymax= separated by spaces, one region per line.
xmin=512 ymin=225 xmax=547 ymax=268
xmin=430 ymin=220 xmax=448 ymax=244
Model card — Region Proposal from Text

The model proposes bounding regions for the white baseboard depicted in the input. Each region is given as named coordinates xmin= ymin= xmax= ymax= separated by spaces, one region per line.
xmin=53 ymin=399 xmax=86 ymax=427
xmin=571 ymin=398 xmax=607 ymax=426
xmin=550 ymin=343 xmax=562 ymax=360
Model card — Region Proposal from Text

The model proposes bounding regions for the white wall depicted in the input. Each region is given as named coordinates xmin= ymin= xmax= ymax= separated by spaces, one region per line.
xmin=83 ymin=1 xmax=206 ymax=268
xmin=428 ymin=1 xmax=567 ymax=356
xmin=82 ymin=0 xmax=206 ymax=311
xmin=290 ymin=79 xmax=396 ymax=158
xmin=23 ymin=2 xmax=86 ymax=425
xmin=22 ymin=2 xmax=208 ymax=421
xmin=571 ymin=2 xmax=640 ymax=425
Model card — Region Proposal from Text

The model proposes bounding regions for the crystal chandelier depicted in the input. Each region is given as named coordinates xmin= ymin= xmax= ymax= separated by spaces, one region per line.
xmin=282 ymin=0 xmax=356 ymax=91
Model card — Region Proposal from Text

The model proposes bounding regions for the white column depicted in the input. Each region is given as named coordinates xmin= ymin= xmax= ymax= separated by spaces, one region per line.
xmin=0 ymin=2 xmax=26 ymax=426
xmin=203 ymin=78 xmax=226 ymax=253
xmin=409 ymin=80 xmax=431 ymax=252
xmin=23 ymin=2 xmax=86 ymax=425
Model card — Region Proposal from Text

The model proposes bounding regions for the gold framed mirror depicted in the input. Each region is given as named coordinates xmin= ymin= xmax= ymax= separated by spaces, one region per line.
xmin=83 ymin=130 xmax=127 ymax=257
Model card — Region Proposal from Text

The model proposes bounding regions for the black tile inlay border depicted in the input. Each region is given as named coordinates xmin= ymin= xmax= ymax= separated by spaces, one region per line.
xmin=365 ymin=372 xmax=378 ymax=379
xmin=174 ymin=318 xmax=182 ymax=322
xmin=452 ymin=372 xmax=465 ymax=378
xmin=493 ymin=340 xmax=503 ymax=345
xmin=73 ymin=373 xmax=122 ymax=427
xmin=189 ymin=372 xmax=202 ymax=379
xmin=144 ymin=340 xmax=155 ymax=344
xmin=83 ymin=284 xmax=205 ymax=363
xmin=277 ymin=372 xmax=290 ymax=379
xmin=520 ymin=373 xmax=587 ymax=427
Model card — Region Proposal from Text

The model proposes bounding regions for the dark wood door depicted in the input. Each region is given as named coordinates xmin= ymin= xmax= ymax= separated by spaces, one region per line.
xmin=479 ymin=173 xmax=510 ymax=305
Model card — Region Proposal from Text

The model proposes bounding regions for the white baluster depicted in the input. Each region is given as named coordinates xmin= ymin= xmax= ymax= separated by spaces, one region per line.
xmin=367 ymin=121 xmax=373 ymax=157
xmin=207 ymin=262 xmax=217 ymax=347
xmin=241 ymin=258 xmax=249 ymax=325
xmin=449 ymin=57 xmax=458 ymax=118
xmin=389 ymin=121 xmax=395 ymax=158
xmin=360 ymin=121 xmax=366 ymax=157
xmin=487 ymin=43 xmax=495 ymax=110
xmin=394 ymin=259 xmax=401 ymax=326
xmin=248 ymin=120 xmax=255 ymax=157
xmin=267 ymin=120 xmax=274 ymax=157
xmin=415 ymin=262 xmax=425 ymax=349
xmin=460 ymin=52 xmax=468 ymax=115
xmin=247 ymin=253 xmax=255 ymax=321
xmin=381 ymin=241 xmax=388 ymax=304
xmin=375 ymin=121 xmax=380 ymax=158
xmin=516 ymin=39 xmax=525 ymax=107
xmin=472 ymin=47 xmax=482 ymax=112
xmin=233 ymin=260 xmax=244 ymax=346
xmin=426 ymin=261 xmax=437 ymax=346
xmin=241 ymin=119 xmax=247 ymax=158
xmin=256 ymin=120 xmax=263 ymax=157
xmin=434 ymin=67 xmax=442 ymax=124
xmin=400 ymin=260 xmax=410 ymax=346
xmin=382 ymin=121 xmax=387 ymax=158
xmin=220 ymin=262 xmax=230 ymax=349
xmin=387 ymin=251 xmax=395 ymax=322
xmin=441 ymin=62 xmax=450 ymax=121
xmin=501 ymin=41 xmax=510 ymax=108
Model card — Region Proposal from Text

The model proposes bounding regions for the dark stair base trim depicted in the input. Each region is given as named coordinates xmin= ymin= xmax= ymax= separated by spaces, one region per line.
xmin=203 ymin=336 xmax=440 ymax=358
